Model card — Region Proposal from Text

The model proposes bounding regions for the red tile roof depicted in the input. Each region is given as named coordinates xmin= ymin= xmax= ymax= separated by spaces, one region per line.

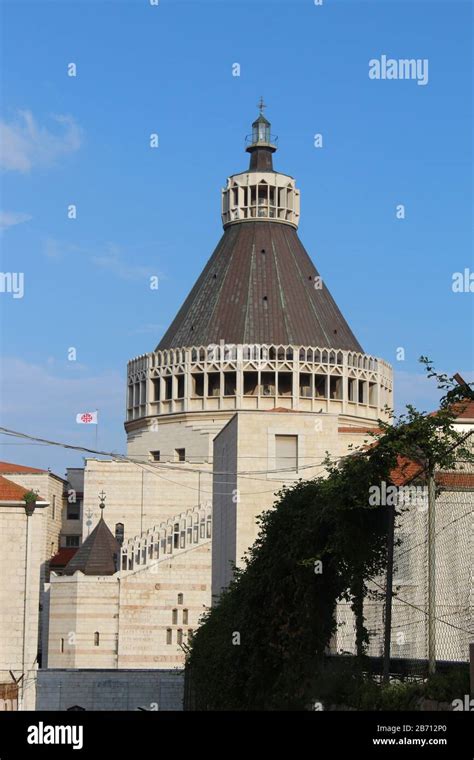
xmin=0 ymin=460 xmax=47 ymax=474
xmin=50 ymin=548 xmax=78 ymax=568
xmin=436 ymin=472 xmax=474 ymax=488
xmin=0 ymin=475 xmax=33 ymax=500
xmin=338 ymin=426 xmax=382 ymax=434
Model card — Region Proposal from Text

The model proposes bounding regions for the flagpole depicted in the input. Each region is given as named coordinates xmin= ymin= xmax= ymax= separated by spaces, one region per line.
xmin=95 ymin=409 xmax=98 ymax=450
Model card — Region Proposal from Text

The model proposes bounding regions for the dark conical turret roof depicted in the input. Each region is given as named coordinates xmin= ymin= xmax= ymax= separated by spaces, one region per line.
xmin=156 ymin=109 xmax=363 ymax=353
xmin=156 ymin=221 xmax=362 ymax=352
xmin=63 ymin=517 xmax=119 ymax=576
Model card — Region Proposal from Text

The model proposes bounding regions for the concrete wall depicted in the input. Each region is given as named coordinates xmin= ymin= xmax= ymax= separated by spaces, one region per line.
xmin=211 ymin=409 xmax=367 ymax=598
xmin=47 ymin=540 xmax=211 ymax=671
xmin=118 ymin=541 xmax=211 ymax=668
xmin=36 ymin=669 xmax=184 ymax=711
xmin=0 ymin=503 xmax=47 ymax=710
xmin=6 ymin=472 xmax=66 ymax=568
xmin=83 ymin=457 xmax=213 ymax=543
xmin=48 ymin=575 xmax=119 ymax=669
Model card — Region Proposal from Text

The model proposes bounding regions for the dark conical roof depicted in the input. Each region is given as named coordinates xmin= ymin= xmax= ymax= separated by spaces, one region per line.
xmin=63 ymin=517 xmax=119 ymax=576
xmin=156 ymin=221 xmax=363 ymax=352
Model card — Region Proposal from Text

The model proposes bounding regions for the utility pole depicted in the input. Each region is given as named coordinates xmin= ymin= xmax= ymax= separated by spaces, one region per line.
xmin=427 ymin=462 xmax=436 ymax=674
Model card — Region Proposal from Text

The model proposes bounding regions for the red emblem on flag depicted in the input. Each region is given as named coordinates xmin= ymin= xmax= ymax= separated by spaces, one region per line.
xmin=80 ymin=413 xmax=93 ymax=423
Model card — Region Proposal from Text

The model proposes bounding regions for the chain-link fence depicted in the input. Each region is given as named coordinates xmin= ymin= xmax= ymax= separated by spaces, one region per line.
xmin=334 ymin=459 xmax=474 ymax=673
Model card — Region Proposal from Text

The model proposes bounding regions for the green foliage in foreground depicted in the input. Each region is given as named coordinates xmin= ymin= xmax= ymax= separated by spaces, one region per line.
xmin=186 ymin=361 xmax=473 ymax=710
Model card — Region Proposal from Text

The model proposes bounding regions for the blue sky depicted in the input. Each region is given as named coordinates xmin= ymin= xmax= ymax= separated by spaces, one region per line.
xmin=0 ymin=0 xmax=472 ymax=476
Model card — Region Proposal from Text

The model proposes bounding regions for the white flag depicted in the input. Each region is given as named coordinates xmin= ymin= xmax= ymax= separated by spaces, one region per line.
xmin=76 ymin=412 xmax=98 ymax=424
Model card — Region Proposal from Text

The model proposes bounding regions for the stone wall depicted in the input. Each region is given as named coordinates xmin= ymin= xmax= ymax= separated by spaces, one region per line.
xmin=36 ymin=668 xmax=184 ymax=711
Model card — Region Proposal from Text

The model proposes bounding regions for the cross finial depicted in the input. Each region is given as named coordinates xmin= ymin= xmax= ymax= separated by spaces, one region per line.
xmin=98 ymin=491 xmax=106 ymax=514
xmin=258 ymin=96 xmax=266 ymax=115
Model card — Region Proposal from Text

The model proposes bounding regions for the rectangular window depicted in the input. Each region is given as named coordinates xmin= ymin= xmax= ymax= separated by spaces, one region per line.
xmin=207 ymin=372 xmax=220 ymax=397
xmin=243 ymin=371 xmax=258 ymax=396
xmin=299 ymin=373 xmax=312 ymax=398
xmin=275 ymin=435 xmax=298 ymax=471
xmin=192 ymin=373 xmax=204 ymax=397
xmin=330 ymin=376 xmax=343 ymax=400
xmin=177 ymin=629 xmax=183 ymax=645
xmin=224 ymin=372 xmax=237 ymax=396
xmin=314 ymin=374 xmax=327 ymax=398
xmin=152 ymin=378 xmax=161 ymax=401
xmin=177 ymin=593 xmax=183 ymax=605
xmin=172 ymin=609 xmax=178 ymax=624
xmin=66 ymin=536 xmax=80 ymax=548
xmin=175 ymin=448 xmax=185 ymax=462
xmin=164 ymin=376 xmax=173 ymax=400
xmin=150 ymin=450 xmax=160 ymax=462
xmin=261 ymin=371 xmax=275 ymax=396
xmin=278 ymin=373 xmax=292 ymax=397
xmin=183 ymin=609 xmax=188 ymax=625
xmin=60 ymin=638 xmax=64 ymax=653
xmin=67 ymin=501 xmax=80 ymax=520
xmin=176 ymin=374 xmax=185 ymax=399
xmin=166 ymin=629 xmax=172 ymax=645
xmin=358 ymin=380 xmax=366 ymax=404
xmin=348 ymin=378 xmax=356 ymax=402
xmin=369 ymin=382 xmax=377 ymax=406
xmin=52 ymin=495 xmax=56 ymax=520
xmin=94 ymin=632 xmax=100 ymax=646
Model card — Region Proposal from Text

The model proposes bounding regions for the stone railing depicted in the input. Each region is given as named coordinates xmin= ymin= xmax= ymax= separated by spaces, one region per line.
xmin=126 ymin=343 xmax=393 ymax=422
xmin=120 ymin=503 xmax=212 ymax=575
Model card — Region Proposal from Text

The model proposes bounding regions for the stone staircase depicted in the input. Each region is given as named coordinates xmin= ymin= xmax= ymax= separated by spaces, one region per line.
xmin=120 ymin=503 xmax=211 ymax=575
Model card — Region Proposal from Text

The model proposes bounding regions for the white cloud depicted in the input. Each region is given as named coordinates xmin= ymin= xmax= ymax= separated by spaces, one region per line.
xmin=91 ymin=243 xmax=157 ymax=281
xmin=43 ymin=238 xmax=158 ymax=282
xmin=0 ymin=211 xmax=32 ymax=230
xmin=0 ymin=111 xmax=82 ymax=172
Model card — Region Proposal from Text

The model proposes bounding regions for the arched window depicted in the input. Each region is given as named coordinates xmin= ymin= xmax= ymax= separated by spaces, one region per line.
xmin=177 ymin=593 xmax=183 ymax=604
xmin=177 ymin=629 xmax=183 ymax=645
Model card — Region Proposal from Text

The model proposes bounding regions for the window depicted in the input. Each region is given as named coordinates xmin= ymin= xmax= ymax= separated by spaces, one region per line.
xmin=152 ymin=378 xmax=160 ymax=401
xmin=65 ymin=536 xmax=80 ymax=548
xmin=207 ymin=372 xmax=220 ymax=397
xmin=166 ymin=629 xmax=172 ymax=645
xmin=315 ymin=375 xmax=327 ymax=398
xmin=330 ymin=376 xmax=343 ymax=400
xmin=52 ymin=495 xmax=56 ymax=520
xmin=369 ymin=382 xmax=377 ymax=406
xmin=348 ymin=378 xmax=356 ymax=402
xmin=67 ymin=501 xmax=80 ymax=520
xmin=177 ymin=629 xmax=183 ymax=645
xmin=175 ymin=448 xmax=185 ymax=462
xmin=115 ymin=523 xmax=124 ymax=546
xmin=243 ymin=372 xmax=258 ymax=396
xmin=187 ymin=629 xmax=193 ymax=640
xmin=150 ymin=450 xmax=160 ymax=462
xmin=50 ymin=542 xmax=55 ymax=556
xmin=224 ymin=372 xmax=237 ymax=396
xmin=94 ymin=632 xmax=100 ymax=647
xmin=177 ymin=593 xmax=183 ymax=605
xmin=60 ymin=638 xmax=64 ymax=653
xmin=164 ymin=376 xmax=172 ymax=400
xmin=192 ymin=373 xmax=204 ymax=397
xmin=358 ymin=380 xmax=366 ymax=404
xmin=172 ymin=609 xmax=178 ymax=624
xmin=177 ymin=375 xmax=185 ymax=399
xmin=261 ymin=372 xmax=275 ymax=396
xmin=299 ymin=373 xmax=312 ymax=398
xmin=278 ymin=373 xmax=292 ymax=397
xmin=183 ymin=609 xmax=188 ymax=625
xmin=275 ymin=435 xmax=298 ymax=472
